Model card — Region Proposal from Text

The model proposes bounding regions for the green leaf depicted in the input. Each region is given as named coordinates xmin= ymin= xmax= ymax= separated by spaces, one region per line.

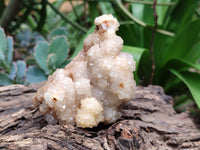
xmin=122 ymin=45 xmax=150 ymax=84
xmin=118 ymin=24 xmax=139 ymax=46
xmin=9 ymin=62 xmax=16 ymax=80
xmin=47 ymin=53 xmax=56 ymax=71
xmin=131 ymin=2 xmax=154 ymax=26
xmin=35 ymin=41 xmax=49 ymax=74
xmin=162 ymin=19 xmax=200 ymax=66
xmin=170 ymin=69 xmax=200 ymax=109
xmin=88 ymin=1 xmax=99 ymax=23
xmin=16 ymin=61 xmax=26 ymax=83
xmin=185 ymin=38 xmax=200 ymax=63
xmin=122 ymin=45 xmax=147 ymax=71
xmin=160 ymin=58 xmax=200 ymax=88
xmin=50 ymin=27 xmax=68 ymax=40
xmin=163 ymin=58 xmax=200 ymax=73
xmin=26 ymin=66 xmax=47 ymax=84
xmin=0 ymin=72 xmax=13 ymax=86
xmin=6 ymin=36 xmax=13 ymax=65
xmin=49 ymin=36 xmax=69 ymax=67
xmin=0 ymin=27 xmax=7 ymax=54
xmin=71 ymin=25 xmax=95 ymax=59
xmin=99 ymin=2 xmax=116 ymax=16
xmin=156 ymin=0 xmax=171 ymax=26
xmin=26 ymin=57 xmax=37 ymax=66
xmin=165 ymin=0 xmax=197 ymax=32
xmin=36 ymin=36 xmax=46 ymax=43
xmin=0 ymin=49 xmax=5 ymax=62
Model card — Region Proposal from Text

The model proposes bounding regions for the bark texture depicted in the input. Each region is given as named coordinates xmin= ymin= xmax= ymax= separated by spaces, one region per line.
xmin=0 ymin=83 xmax=200 ymax=150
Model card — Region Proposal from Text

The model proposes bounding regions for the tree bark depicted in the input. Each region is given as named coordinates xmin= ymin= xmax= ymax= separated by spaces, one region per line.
xmin=0 ymin=83 xmax=200 ymax=150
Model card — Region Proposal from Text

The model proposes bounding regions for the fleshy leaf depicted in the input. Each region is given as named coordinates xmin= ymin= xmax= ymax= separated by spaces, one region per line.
xmin=47 ymin=53 xmax=56 ymax=71
xmin=49 ymin=36 xmax=68 ymax=66
xmin=170 ymin=69 xmax=200 ymax=109
xmin=0 ymin=72 xmax=13 ymax=86
xmin=36 ymin=36 xmax=46 ymax=43
xmin=0 ymin=27 xmax=7 ymax=54
xmin=26 ymin=66 xmax=47 ymax=84
xmin=16 ymin=61 xmax=26 ymax=83
xmin=50 ymin=28 xmax=68 ymax=40
xmin=9 ymin=62 xmax=17 ymax=80
xmin=0 ymin=49 xmax=5 ymax=62
xmin=6 ymin=36 xmax=13 ymax=65
xmin=35 ymin=41 xmax=49 ymax=74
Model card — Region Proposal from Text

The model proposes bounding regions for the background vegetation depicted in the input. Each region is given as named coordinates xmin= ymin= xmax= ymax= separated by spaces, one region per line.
xmin=0 ymin=0 xmax=200 ymax=113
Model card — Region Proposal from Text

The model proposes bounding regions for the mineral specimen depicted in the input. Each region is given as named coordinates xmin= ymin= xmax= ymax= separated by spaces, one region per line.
xmin=33 ymin=14 xmax=136 ymax=128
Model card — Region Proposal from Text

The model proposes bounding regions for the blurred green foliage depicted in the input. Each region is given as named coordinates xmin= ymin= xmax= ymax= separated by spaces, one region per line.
xmin=0 ymin=0 xmax=200 ymax=111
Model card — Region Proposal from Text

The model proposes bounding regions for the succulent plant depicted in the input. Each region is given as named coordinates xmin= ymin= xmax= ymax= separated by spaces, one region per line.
xmin=0 ymin=27 xmax=27 ymax=85
xmin=26 ymin=28 xmax=69 ymax=84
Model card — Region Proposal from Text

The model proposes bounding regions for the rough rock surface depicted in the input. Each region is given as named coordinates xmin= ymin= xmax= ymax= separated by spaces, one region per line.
xmin=33 ymin=14 xmax=136 ymax=128
xmin=0 ymin=84 xmax=200 ymax=150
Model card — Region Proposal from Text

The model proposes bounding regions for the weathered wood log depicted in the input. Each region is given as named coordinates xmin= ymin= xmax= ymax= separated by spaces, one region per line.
xmin=0 ymin=83 xmax=200 ymax=150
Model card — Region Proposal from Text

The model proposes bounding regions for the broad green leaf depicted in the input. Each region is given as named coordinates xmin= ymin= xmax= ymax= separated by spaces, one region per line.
xmin=35 ymin=41 xmax=49 ymax=74
xmin=99 ymin=2 xmax=116 ymax=16
xmin=16 ymin=61 xmax=26 ymax=83
xmin=50 ymin=28 xmax=68 ymax=40
xmin=0 ymin=72 xmax=13 ymax=86
xmin=170 ymin=69 xmax=200 ymax=109
xmin=26 ymin=66 xmax=47 ymax=84
xmin=71 ymin=25 xmax=95 ymax=59
xmin=122 ymin=45 xmax=148 ymax=71
xmin=165 ymin=0 xmax=197 ymax=32
xmin=49 ymin=36 xmax=69 ymax=66
xmin=47 ymin=53 xmax=56 ymax=70
xmin=118 ymin=24 xmax=139 ymax=46
xmin=6 ymin=36 xmax=13 ymax=65
xmin=156 ymin=0 xmax=171 ymax=25
xmin=160 ymin=58 xmax=200 ymax=88
xmin=163 ymin=58 xmax=200 ymax=73
xmin=131 ymin=3 xmax=144 ymax=22
xmin=185 ymin=38 xmax=200 ymax=63
xmin=131 ymin=1 xmax=154 ymax=26
xmin=122 ymin=45 xmax=150 ymax=84
xmin=88 ymin=1 xmax=99 ymax=23
xmin=0 ymin=27 xmax=7 ymax=53
xmin=9 ymin=62 xmax=16 ymax=80
xmin=162 ymin=19 xmax=200 ymax=66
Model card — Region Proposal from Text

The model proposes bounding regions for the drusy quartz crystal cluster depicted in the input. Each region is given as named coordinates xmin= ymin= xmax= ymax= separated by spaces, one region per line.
xmin=33 ymin=14 xmax=136 ymax=128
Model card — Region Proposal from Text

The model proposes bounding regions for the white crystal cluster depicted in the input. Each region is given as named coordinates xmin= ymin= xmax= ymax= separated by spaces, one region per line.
xmin=33 ymin=14 xmax=136 ymax=128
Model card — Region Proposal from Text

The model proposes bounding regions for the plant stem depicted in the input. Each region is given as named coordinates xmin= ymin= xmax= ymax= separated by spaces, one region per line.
xmin=45 ymin=0 xmax=86 ymax=33
xmin=36 ymin=0 xmax=47 ymax=31
xmin=69 ymin=0 xmax=81 ymax=23
xmin=27 ymin=16 xmax=37 ymax=29
xmin=116 ymin=0 xmax=175 ymax=37
xmin=124 ymin=0 xmax=175 ymax=6
xmin=0 ymin=0 xmax=5 ymax=17
xmin=84 ymin=0 xmax=175 ymax=6
xmin=0 ymin=0 xmax=22 ymax=31
xmin=150 ymin=0 xmax=157 ymax=84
